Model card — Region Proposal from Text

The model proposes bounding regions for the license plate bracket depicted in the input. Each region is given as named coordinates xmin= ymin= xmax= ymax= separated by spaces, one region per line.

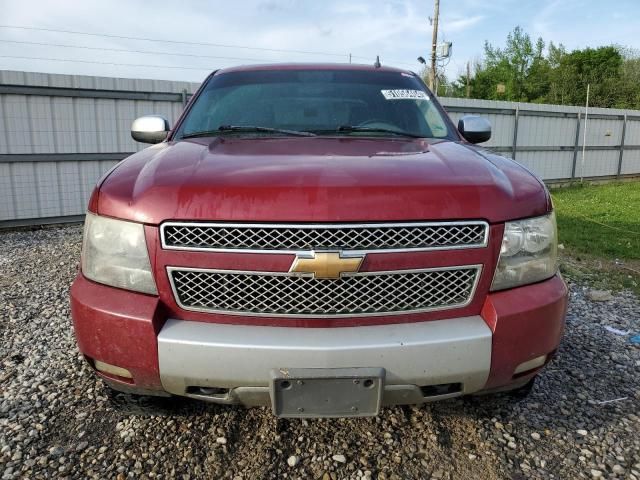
xmin=270 ymin=367 xmax=385 ymax=418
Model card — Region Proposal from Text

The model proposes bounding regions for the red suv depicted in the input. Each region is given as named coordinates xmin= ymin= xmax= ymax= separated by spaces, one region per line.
xmin=71 ymin=64 xmax=568 ymax=418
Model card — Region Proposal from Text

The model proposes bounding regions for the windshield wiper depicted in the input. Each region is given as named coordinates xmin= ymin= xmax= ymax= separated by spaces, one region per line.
xmin=334 ymin=125 xmax=424 ymax=138
xmin=181 ymin=125 xmax=316 ymax=139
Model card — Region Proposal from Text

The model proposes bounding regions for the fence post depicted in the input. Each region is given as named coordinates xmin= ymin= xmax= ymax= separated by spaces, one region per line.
xmin=617 ymin=113 xmax=627 ymax=178
xmin=512 ymin=106 xmax=520 ymax=160
xmin=571 ymin=112 xmax=581 ymax=179
xmin=181 ymin=89 xmax=188 ymax=108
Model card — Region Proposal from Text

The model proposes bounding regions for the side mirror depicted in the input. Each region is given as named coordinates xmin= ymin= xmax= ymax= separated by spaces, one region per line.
xmin=458 ymin=115 xmax=491 ymax=144
xmin=131 ymin=116 xmax=170 ymax=144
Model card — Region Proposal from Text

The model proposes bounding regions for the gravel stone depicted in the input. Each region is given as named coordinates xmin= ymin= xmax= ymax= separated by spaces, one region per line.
xmin=287 ymin=455 xmax=299 ymax=467
xmin=587 ymin=290 xmax=614 ymax=302
xmin=0 ymin=225 xmax=639 ymax=479
xmin=48 ymin=447 xmax=63 ymax=457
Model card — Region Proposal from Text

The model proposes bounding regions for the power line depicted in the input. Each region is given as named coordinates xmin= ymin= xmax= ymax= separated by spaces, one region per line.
xmin=0 ymin=24 xmax=348 ymax=58
xmin=0 ymin=24 xmax=417 ymax=67
xmin=0 ymin=39 xmax=266 ymax=63
xmin=0 ymin=54 xmax=213 ymax=70
xmin=0 ymin=52 xmax=422 ymax=76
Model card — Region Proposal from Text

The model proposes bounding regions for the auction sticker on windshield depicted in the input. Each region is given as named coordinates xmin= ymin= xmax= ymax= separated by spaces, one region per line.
xmin=381 ymin=89 xmax=429 ymax=100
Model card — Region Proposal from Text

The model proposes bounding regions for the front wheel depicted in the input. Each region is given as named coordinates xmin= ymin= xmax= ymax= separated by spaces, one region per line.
xmin=504 ymin=377 xmax=536 ymax=401
xmin=102 ymin=381 xmax=215 ymax=416
xmin=466 ymin=376 xmax=537 ymax=406
xmin=104 ymin=386 xmax=175 ymax=416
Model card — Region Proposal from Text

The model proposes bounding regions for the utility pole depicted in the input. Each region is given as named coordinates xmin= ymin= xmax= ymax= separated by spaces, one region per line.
xmin=466 ymin=61 xmax=471 ymax=98
xmin=429 ymin=0 xmax=440 ymax=92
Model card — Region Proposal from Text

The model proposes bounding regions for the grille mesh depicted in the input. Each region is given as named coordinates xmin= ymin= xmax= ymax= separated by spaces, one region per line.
xmin=162 ymin=222 xmax=487 ymax=252
xmin=169 ymin=267 xmax=479 ymax=317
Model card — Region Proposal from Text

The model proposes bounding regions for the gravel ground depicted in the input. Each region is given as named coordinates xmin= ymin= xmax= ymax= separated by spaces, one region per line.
xmin=1 ymin=225 xmax=639 ymax=480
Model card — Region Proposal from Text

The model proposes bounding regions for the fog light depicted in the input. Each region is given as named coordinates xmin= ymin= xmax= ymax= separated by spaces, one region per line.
xmin=94 ymin=360 xmax=133 ymax=379
xmin=514 ymin=355 xmax=547 ymax=375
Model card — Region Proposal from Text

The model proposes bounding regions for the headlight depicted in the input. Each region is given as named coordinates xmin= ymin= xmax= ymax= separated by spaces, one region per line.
xmin=491 ymin=212 xmax=558 ymax=291
xmin=81 ymin=213 xmax=157 ymax=295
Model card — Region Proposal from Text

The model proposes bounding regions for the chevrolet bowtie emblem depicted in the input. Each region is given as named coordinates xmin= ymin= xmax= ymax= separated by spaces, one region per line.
xmin=289 ymin=251 xmax=365 ymax=279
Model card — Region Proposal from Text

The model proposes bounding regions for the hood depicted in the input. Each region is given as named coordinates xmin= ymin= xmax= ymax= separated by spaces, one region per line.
xmin=96 ymin=137 xmax=549 ymax=224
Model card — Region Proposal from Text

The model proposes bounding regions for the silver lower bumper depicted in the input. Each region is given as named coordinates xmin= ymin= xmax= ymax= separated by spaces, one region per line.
xmin=157 ymin=316 xmax=492 ymax=406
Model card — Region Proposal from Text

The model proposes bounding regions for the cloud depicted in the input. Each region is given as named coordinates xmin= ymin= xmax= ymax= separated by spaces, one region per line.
xmin=0 ymin=0 xmax=425 ymax=83
xmin=1 ymin=0 xmax=638 ymax=83
xmin=258 ymin=0 xmax=298 ymax=12
xmin=529 ymin=0 xmax=573 ymax=39
xmin=445 ymin=15 xmax=486 ymax=33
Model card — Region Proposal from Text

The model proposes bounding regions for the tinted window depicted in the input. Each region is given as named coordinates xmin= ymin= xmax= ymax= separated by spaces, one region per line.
xmin=176 ymin=69 xmax=454 ymax=139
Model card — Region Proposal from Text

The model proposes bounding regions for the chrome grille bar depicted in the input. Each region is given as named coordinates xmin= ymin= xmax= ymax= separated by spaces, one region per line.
xmin=161 ymin=221 xmax=489 ymax=253
xmin=168 ymin=265 xmax=482 ymax=318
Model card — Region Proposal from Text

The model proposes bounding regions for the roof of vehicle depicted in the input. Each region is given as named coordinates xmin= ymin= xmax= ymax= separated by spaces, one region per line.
xmin=215 ymin=63 xmax=416 ymax=76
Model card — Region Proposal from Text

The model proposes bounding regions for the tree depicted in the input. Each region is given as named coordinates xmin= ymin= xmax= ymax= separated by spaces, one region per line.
xmin=556 ymin=46 xmax=623 ymax=107
xmin=618 ymin=49 xmax=640 ymax=108
xmin=546 ymin=42 xmax=570 ymax=104
xmin=418 ymin=66 xmax=448 ymax=95
xmin=459 ymin=26 xmax=639 ymax=108
xmin=467 ymin=26 xmax=549 ymax=102
xmin=524 ymin=38 xmax=551 ymax=102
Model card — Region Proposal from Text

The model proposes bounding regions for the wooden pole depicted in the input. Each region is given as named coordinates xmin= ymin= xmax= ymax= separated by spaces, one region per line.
xmin=466 ymin=61 xmax=471 ymax=98
xmin=429 ymin=0 xmax=440 ymax=91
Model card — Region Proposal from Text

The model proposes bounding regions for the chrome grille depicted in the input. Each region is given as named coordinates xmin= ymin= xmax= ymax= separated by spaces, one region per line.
xmin=168 ymin=266 xmax=481 ymax=318
xmin=161 ymin=221 xmax=488 ymax=253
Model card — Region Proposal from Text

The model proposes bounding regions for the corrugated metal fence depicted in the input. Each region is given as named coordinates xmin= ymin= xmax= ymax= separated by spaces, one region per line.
xmin=1 ymin=70 xmax=639 ymax=227
xmin=442 ymin=98 xmax=640 ymax=180
xmin=0 ymin=70 xmax=199 ymax=227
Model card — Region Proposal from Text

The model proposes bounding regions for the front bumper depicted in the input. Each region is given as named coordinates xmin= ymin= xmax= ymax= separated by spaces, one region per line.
xmin=158 ymin=315 xmax=492 ymax=406
xmin=71 ymin=273 xmax=568 ymax=406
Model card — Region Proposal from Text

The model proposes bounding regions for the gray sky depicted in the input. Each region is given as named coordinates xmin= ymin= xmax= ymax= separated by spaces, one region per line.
xmin=0 ymin=0 xmax=638 ymax=84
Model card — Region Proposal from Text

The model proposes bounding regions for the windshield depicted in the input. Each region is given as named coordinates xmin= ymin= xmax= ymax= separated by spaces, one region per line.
xmin=174 ymin=69 xmax=455 ymax=140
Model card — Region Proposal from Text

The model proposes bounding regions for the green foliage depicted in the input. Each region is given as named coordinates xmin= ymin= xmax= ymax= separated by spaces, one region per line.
xmin=553 ymin=182 xmax=640 ymax=260
xmin=556 ymin=46 xmax=622 ymax=107
xmin=553 ymin=182 xmax=640 ymax=294
xmin=452 ymin=26 xmax=640 ymax=108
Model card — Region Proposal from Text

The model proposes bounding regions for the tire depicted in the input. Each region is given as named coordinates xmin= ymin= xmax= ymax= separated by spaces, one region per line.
xmin=504 ymin=377 xmax=536 ymax=401
xmin=466 ymin=376 xmax=537 ymax=407
xmin=104 ymin=384 xmax=177 ymax=416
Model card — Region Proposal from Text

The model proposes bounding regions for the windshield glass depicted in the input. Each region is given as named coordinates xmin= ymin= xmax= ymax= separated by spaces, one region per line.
xmin=175 ymin=69 xmax=455 ymax=140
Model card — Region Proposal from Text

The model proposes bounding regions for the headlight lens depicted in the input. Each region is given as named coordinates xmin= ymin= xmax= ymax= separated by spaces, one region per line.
xmin=491 ymin=212 xmax=558 ymax=291
xmin=81 ymin=213 xmax=157 ymax=294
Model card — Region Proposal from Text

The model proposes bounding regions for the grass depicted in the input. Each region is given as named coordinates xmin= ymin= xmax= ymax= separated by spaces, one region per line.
xmin=551 ymin=181 xmax=640 ymax=293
